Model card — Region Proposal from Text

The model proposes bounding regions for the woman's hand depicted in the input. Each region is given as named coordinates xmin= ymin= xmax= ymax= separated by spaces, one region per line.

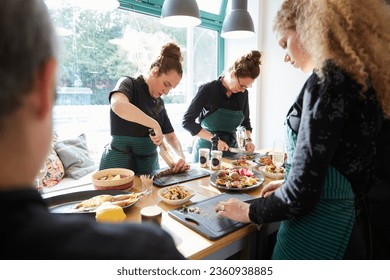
xmin=172 ymin=158 xmax=188 ymax=173
xmin=217 ymin=139 xmax=229 ymax=152
xmin=260 ymin=180 xmax=284 ymax=198
xmin=215 ymin=198 xmax=251 ymax=223
xmin=149 ymin=126 xmax=164 ymax=146
xmin=245 ymin=142 xmax=255 ymax=153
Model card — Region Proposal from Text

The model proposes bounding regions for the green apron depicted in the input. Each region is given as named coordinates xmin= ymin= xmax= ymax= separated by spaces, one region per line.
xmin=272 ymin=125 xmax=355 ymax=259
xmin=99 ymin=135 xmax=159 ymax=175
xmin=193 ymin=108 xmax=244 ymax=162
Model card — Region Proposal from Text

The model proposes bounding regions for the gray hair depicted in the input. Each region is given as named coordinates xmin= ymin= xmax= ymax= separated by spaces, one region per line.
xmin=0 ymin=0 xmax=57 ymax=120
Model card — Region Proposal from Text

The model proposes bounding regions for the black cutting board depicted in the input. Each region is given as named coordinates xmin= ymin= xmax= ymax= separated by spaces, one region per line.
xmin=168 ymin=193 xmax=256 ymax=240
xmin=152 ymin=166 xmax=212 ymax=187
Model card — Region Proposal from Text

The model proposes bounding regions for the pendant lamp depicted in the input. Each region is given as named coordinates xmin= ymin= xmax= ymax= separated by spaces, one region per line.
xmin=161 ymin=0 xmax=201 ymax=28
xmin=221 ymin=0 xmax=255 ymax=39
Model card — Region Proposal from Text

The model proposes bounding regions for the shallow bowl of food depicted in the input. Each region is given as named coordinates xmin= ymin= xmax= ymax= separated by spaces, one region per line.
xmin=158 ymin=185 xmax=195 ymax=206
xmin=92 ymin=168 xmax=135 ymax=191
xmin=258 ymin=165 xmax=285 ymax=180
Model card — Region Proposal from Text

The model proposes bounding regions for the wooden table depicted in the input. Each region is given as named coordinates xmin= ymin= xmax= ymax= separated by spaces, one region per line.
xmin=43 ymin=155 xmax=278 ymax=260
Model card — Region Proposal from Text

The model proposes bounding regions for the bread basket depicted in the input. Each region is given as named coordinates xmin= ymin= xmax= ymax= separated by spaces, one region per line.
xmin=92 ymin=168 xmax=134 ymax=191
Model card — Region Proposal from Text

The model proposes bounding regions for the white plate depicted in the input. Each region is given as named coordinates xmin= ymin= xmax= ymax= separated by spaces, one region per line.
xmin=230 ymin=160 xmax=257 ymax=168
xmin=258 ymin=166 xmax=285 ymax=180
xmin=158 ymin=185 xmax=195 ymax=206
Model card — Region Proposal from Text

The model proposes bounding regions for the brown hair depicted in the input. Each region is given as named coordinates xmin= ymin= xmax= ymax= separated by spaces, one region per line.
xmin=273 ymin=0 xmax=390 ymax=118
xmin=150 ymin=42 xmax=183 ymax=78
xmin=230 ymin=50 xmax=262 ymax=79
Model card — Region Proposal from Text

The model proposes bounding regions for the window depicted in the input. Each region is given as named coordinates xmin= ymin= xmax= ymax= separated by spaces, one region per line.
xmin=45 ymin=0 xmax=225 ymax=162
xmin=198 ymin=0 xmax=223 ymax=14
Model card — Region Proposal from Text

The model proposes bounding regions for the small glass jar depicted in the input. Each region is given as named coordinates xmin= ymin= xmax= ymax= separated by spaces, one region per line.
xmin=210 ymin=150 xmax=223 ymax=170
xmin=199 ymin=148 xmax=210 ymax=168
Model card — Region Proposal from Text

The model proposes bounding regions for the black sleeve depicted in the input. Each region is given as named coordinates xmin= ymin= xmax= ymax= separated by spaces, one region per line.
xmin=249 ymin=73 xmax=350 ymax=224
xmin=160 ymin=107 xmax=174 ymax=134
xmin=375 ymin=119 xmax=390 ymax=181
xmin=109 ymin=76 xmax=134 ymax=103
xmin=182 ymin=84 xmax=211 ymax=136
xmin=64 ymin=221 xmax=185 ymax=260
xmin=240 ymin=92 xmax=252 ymax=132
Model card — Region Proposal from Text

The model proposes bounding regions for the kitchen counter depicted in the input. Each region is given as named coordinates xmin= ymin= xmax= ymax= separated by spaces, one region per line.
xmin=43 ymin=153 xmax=279 ymax=259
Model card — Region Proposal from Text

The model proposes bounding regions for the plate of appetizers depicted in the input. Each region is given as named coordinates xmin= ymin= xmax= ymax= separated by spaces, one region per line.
xmin=209 ymin=167 xmax=264 ymax=191
xmin=230 ymin=156 xmax=257 ymax=168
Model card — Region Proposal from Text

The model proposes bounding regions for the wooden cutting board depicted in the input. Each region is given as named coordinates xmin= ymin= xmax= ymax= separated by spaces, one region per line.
xmin=168 ymin=193 xmax=256 ymax=240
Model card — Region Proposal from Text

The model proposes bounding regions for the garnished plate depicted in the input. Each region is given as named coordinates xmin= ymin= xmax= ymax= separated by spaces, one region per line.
xmin=230 ymin=156 xmax=257 ymax=168
xmin=255 ymin=153 xmax=287 ymax=166
xmin=209 ymin=167 xmax=264 ymax=191
xmin=256 ymin=154 xmax=272 ymax=166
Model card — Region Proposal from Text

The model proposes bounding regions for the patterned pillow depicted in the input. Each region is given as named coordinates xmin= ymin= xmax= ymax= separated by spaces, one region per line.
xmin=54 ymin=133 xmax=96 ymax=179
xmin=43 ymin=149 xmax=65 ymax=187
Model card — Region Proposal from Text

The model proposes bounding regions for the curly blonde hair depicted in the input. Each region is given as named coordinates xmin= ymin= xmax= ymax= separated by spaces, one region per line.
xmin=273 ymin=0 xmax=390 ymax=118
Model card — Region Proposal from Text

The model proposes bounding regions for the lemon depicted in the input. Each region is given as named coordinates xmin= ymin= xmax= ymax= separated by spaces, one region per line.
xmin=95 ymin=204 xmax=126 ymax=223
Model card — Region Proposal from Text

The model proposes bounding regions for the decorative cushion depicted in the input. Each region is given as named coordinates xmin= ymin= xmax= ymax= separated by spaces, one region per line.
xmin=43 ymin=149 xmax=65 ymax=187
xmin=54 ymin=133 xmax=96 ymax=179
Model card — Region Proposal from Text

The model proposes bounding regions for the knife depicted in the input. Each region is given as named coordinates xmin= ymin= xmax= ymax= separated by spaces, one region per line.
xmin=228 ymin=147 xmax=254 ymax=155
xmin=149 ymin=129 xmax=175 ymax=168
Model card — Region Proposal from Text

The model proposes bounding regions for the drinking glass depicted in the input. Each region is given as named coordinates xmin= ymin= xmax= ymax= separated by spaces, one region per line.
xmin=235 ymin=126 xmax=246 ymax=154
xmin=140 ymin=174 xmax=154 ymax=195
xmin=35 ymin=164 xmax=47 ymax=193
xmin=272 ymin=139 xmax=285 ymax=171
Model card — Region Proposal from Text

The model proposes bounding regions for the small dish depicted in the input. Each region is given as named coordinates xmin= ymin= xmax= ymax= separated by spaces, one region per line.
xmin=258 ymin=166 xmax=285 ymax=180
xmin=158 ymin=185 xmax=195 ymax=206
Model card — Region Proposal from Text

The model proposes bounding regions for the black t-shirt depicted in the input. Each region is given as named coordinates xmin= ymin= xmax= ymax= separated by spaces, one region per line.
xmin=0 ymin=188 xmax=184 ymax=259
xmin=182 ymin=77 xmax=252 ymax=136
xmin=109 ymin=76 xmax=174 ymax=137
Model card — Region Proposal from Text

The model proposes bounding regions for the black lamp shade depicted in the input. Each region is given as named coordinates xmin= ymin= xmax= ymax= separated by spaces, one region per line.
xmin=221 ymin=0 xmax=255 ymax=39
xmin=161 ymin=0 xmax=201 ymax=28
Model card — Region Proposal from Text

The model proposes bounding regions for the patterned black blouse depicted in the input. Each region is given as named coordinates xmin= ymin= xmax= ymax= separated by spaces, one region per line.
xmin=249 ymin=61 xmax=383 ymax=224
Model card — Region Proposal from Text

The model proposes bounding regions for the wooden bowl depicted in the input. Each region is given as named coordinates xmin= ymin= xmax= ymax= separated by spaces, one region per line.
xmin=92 ymin=168 xmax=134 ymax=191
